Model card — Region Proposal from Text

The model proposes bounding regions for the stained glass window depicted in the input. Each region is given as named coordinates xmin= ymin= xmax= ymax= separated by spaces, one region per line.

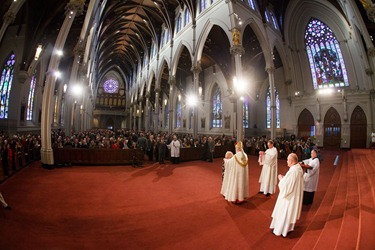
xmin=270 ymin=12 xmax=278 ymax=30
xmin=266 ymin=85 xmax=280 ymax=129
xmin=176 ymin=13 xmax=182 ymax=33
xmin=248 ymin=0 xmax=256 ymax=10
xmin=165 ymin=101 xmax=169 ymax=128
xmin=0 ymin=53 xmax=15 ymax=119
xmin=212 ymin=85 xmax=222 ymax=128
xmin=305 ymin=18 xmax=349 ymax=89
xmin=264 ymin=11 xmax=270 ymax=23
xmin=26 ymin=76 xmax=36 ymax=120
xmin=243 ymin=98 xmax=249 ymax=128
xmin=184 ymin=9 xmax=191 ymax=26
xmin=176 ymin=100 xmax=182 ymax=128
xmin=200 ymin=0 xmax=207 ymax=12
xmin=103 ymin=79 xmax=119 ymax=93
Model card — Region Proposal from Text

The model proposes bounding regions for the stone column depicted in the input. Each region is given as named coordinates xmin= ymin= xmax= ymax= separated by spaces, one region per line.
xmin=40 ymin=0 xmax=85 ymax=168
xmin=168 ymin=76 xmax=176 ymax=134
xmin=154 ymin=89 xmax=160 ymax=132
xmin=267 ymin=67 xmax=276 ymax=139
xmin=138 ymin=99 xmax=142 ymax=131
xmin=230 ymin=33 xmax=245 ymax=141
xmin=191 ymin=64 xmax=201 ymax=139
xmin=145 ymin=93 xmax=150 ymax=131
xmin=0 ymin=0 xmax=25 ymax=43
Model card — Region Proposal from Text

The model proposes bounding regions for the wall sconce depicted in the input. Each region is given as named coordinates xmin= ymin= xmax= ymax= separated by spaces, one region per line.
xmin=164 ymin=99 xmax=168 ymax=106
xmin=178 ymin=94 xmax=181 ymax=102
xmin=198 ymin=86 xmax=202 ymax=96
xmin=63 ymin=84 xmax=68 ymax=93
xmin=34 ymin=45 xmax=42 ymax=61
xmin=80 ymin=105 xmax=83 ymax=110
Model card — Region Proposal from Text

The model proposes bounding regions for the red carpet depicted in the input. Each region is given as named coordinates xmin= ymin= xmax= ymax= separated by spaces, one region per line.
xmin=0 ymin=149 xmax=373 ymax=249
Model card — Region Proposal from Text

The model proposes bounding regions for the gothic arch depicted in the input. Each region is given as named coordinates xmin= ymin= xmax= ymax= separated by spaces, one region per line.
xmin=323 ymin=107 xmax=341 ymax=149
xmin=350 ymin=105 xmax=367 ymax=148
xmin=297 ymin=108 xmax=314 ymax=137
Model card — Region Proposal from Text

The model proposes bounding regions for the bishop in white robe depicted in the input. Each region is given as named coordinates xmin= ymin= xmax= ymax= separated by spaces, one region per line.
xmin=220 ymin=142 xmax=249 ymax=204
xmin=270 ymin=153 xmax=304 ymax=237
xmin=258 ymin=140 xmax=278 ymax=196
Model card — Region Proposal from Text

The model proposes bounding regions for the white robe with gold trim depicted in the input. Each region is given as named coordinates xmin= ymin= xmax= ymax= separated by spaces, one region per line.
xmin=220 ymin=151 xmax=249 ymax=202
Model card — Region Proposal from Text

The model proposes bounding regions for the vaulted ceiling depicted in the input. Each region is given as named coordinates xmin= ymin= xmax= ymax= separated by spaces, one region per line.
xmin=1 ymin=0 xmax=374 ymax=88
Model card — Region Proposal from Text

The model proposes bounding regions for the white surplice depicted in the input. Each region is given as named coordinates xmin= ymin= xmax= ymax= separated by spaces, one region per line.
xmin=259 ymin=147 xmax=278 ymax=194
xmin=220 ymin=151 xmax=249 ymax=202
xmin=270 ymin=163 xmax=304 ymax=237
xmin=302 ymin=157 xmax=320 ymax=192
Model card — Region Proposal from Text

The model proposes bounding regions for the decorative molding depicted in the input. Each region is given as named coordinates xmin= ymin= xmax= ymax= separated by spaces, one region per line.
xmin=65 ymin=0 xmax=85 ymax=16
xmin=3 ymin=11 xmax=16 ymax=24
xmin=230 ymin=45 xmax=245 ymax=55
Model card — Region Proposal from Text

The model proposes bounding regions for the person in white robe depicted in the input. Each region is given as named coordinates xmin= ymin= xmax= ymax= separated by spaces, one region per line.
xmin=0 ymin=192 xmax=11 ymax=209
xmin=300 ymin=149 xmax=320 ymax=205
xmin=270 ymin=153 xmax=304 ymax=237
xmin=168 ymin=135 xmax=181 ymax=164
xmin=258 ymin=140 xmax=278 ymax=196
xmin=220 ymin=142 xmax=249 ymax=204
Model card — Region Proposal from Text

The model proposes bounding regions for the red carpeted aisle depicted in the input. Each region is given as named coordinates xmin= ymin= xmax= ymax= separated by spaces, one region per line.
xmin=0 ymin=150 xmax=371 ymax=249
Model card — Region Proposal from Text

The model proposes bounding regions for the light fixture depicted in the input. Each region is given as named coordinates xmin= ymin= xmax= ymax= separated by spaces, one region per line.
xmin=164 ymin=99 xmax=167 ymax=106
xmin=198 ymin=86 xmax=203 ymax=96
xmin=178 ymin=94 xmax=181 ymax=102
xmin=34 ymin=45 xmax=42 ymax=61
xmin=55 ymin=49 xmax=63 ymax=56
xmin=187 ymin=94 xmax=198 ymax=107
xmin=63 ymin=84 xmax=68 ymax=93
xmin=54 ymin=71 xmax=62 ymax=78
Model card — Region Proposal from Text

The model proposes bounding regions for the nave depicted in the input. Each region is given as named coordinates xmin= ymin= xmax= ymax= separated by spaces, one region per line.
xmin=0 ymin=149 xmax=374 ymax=249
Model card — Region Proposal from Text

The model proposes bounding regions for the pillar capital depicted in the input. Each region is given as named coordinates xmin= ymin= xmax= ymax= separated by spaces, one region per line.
xmin=191 ymin=64 xmax=202 ymax=74
xmin=368 ymin=47 xmax=375 ymax=57
xmin=230 ymin=45 xmax=245 ymax=56
xmin=266 ymin=67 xmax=275 ymax=74
xmin=169 ymin=76 xmax=176 ymax=86
xmin=65 ymin=0 xmax=85 ymax=16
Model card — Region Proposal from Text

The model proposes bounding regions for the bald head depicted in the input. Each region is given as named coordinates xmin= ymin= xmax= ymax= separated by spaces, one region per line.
xmin=287 ymin=153 xmax=298 ymax=167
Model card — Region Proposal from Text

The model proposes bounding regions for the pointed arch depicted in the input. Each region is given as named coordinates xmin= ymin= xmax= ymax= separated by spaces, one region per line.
xmin=26 ymin=75 xmax=37 ymax=121
xmin=305 ymin=18 xmax=349 ymax=89
xmin=266 ymin=85 xmax=280 ymax=128
xmin=350 ymin=105 xmax=367 ymax=148
xmin=211 ymin=83 xmax=222 ymax=128
xmin=323 ymin=107 xmax=341 ymax=149
xmin=0 ymin=52 xmax=16 ymax=119
xmin=297 ymin=108 xmax=314 ymax=137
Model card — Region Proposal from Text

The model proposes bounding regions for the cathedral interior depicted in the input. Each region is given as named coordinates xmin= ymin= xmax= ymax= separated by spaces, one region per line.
xmin=0 ymin=0 xmax=374 ymax=166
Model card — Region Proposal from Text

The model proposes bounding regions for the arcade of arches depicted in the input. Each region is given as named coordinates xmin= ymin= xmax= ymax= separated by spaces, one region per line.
xmin=0 ymin=0 xmax=374 ymax=166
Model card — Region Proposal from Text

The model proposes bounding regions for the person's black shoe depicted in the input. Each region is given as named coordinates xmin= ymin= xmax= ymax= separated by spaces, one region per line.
xmin=265 ymin=193 xmax=271 ymax=197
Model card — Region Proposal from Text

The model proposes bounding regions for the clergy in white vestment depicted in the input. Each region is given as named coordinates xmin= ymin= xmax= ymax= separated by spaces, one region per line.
xmin=270 ymin=153 xmax=304 ymax=237
xmin=168 ymin=135 xmax=181 ymax=164
xmin=220 ymin=141 xmax=249 ymax=204
xmin=258 ymin=140 xmax=278 ymax=196
xmin=300 ymin=149 xmax=320 ymax=205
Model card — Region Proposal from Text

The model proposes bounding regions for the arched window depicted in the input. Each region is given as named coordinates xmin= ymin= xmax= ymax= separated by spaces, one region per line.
xmin=305 ymin=18 xmax=349 ymax=89
xmin=266 ymin=86 xmax=280 ymax=128
xmin=200 ymin=0 xmax=207 ymax=12
xmin=243 ymin=98 xmax=249 ymax=128
xmin=103 ymin=79 xmax=119 ymax=93
xmin=212 ymin=85 xmax=222 ymax=128
xmin=26 ymin=76 xmax=36 ymax=121
xmin=248 ymin=0 xmax=256 ymax=10
xmin=184 ymin=9 xmax=191 ymax=26
xmin=176 ymin=13 xmax=182 ymax=33
xmin=264 ymin=10 xmax=270 ymax=23
xmin=0 ymin=53 xmax=15 ymax=119
xmin=270 ymin=12 xmax=278 ymax=30
xmin=176 ymin=99 xmax=182 ymax=128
